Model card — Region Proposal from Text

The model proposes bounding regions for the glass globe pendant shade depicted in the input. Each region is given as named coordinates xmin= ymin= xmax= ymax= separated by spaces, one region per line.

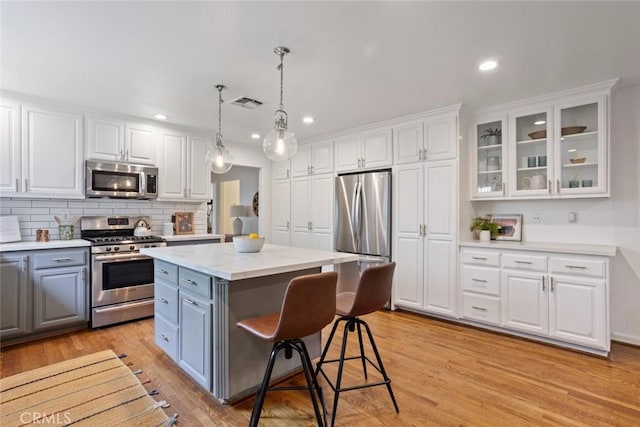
xmin=206 ymin=141 xmax=233 ymax=174
xmin=263 ymin=128 xmax=297 ymax=161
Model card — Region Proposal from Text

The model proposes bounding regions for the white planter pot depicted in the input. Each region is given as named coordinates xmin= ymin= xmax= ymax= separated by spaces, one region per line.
xmin=479 ymin=230 xmax=491 ymax=241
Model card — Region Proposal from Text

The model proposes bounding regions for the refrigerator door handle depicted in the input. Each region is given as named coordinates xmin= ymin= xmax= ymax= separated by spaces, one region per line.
xmin=353 ymin=180 xmax=362 ymax=251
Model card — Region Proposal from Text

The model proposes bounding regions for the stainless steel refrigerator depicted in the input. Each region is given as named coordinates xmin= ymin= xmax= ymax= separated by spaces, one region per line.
xmin=334 ymin=170 xmax=391 ymax=293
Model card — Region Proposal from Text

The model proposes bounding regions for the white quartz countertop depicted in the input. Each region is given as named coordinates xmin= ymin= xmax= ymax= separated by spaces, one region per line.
xmin=0 ymin=239 xmax=91 ymax=253
xmin=140 ymin=243 xmax=359 ymax=280
xmin=459 ymin=240 xmax=617 ymax=257
xmin=161 ymin=233 xmax=225 ymax=242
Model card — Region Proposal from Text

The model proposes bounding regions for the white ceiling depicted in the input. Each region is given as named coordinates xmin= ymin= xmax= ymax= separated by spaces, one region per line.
xmin=2 ymin=1 xmax=639 ymax=146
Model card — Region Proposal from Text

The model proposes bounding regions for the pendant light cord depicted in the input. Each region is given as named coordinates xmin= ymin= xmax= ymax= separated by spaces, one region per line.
xmin=278 ymin=51 xmax=284 ymax=111
xmin=216 ymin=85 xmax=225 ymax=147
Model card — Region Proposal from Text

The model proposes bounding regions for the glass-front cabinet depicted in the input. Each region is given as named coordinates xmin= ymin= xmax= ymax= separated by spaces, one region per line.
xmin=471 ymin=81 xmax=613 ymax=201
xmin=508 ymin=108 xmax=553 ymax=197
xmin=474 ymin=116 xmax=507 ymax=198
xmin=554 ymin=97 xmax=606 ymax=195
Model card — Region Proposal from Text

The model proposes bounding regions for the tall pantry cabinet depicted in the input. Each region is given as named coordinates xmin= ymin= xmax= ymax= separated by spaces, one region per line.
xmin=392 ymin=110 xmax=460 ymax=318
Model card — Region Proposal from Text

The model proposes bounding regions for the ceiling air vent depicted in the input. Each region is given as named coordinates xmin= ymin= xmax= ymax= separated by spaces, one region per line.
xmin=229 ymin=96 xmax=263 ymax=109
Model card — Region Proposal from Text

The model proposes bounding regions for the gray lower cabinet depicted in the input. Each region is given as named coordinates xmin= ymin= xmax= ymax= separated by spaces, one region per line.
xmin=0 ymin=254 xmax=29 ymax=337
xmin=0 ymin=248 xmax=89 ymax=341
xmin=178 ymin=289 xmax=212 ymax=391
xmin=153 ymin=260 xmax=213 ymax=391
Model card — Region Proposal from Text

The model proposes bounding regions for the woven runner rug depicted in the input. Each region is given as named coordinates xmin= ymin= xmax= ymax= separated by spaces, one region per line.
xmin=0 ymin=349 xmax=174 ymax=426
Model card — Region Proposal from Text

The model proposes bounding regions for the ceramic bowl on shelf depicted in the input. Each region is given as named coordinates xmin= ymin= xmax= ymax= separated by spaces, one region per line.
xmin=569 ymin=157 xmax=587 ymax=164
xmin=233 ymin=236 xmax=265 ymax=253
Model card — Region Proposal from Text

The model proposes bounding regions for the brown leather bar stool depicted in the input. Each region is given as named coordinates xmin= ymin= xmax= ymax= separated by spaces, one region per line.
xmin=315 ymin=262 xmax=399 ymax=426
xmin=237 ymin=271 xmax=338 ymax=427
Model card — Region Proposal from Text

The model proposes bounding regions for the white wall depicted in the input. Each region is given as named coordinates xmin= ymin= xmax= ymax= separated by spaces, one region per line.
xmin=471 ymin=85 xmax=640 ymax=344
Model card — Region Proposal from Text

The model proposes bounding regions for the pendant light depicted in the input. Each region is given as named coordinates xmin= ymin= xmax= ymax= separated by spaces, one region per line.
xmin=206 ymin=84 xmax=233 ymax=174
xmin=263 ymin=46 xmax=297 ymax=161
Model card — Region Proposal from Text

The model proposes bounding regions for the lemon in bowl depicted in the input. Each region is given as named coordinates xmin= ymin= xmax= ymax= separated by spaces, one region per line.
xmin=233 ymin=235 xmax=265 ymax=253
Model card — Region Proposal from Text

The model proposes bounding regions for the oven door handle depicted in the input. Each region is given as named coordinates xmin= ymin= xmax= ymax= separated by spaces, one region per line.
xmin=94 ymin=253 xmax=151 ymax=262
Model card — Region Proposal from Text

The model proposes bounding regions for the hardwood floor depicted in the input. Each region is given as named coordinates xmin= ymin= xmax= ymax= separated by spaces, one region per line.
xmin=1 ymin=310 xmax=639 ymax=426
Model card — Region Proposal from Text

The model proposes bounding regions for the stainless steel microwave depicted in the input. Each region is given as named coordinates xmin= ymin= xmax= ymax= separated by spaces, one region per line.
xmin=86 ymin=160 xmax=158 ymax=199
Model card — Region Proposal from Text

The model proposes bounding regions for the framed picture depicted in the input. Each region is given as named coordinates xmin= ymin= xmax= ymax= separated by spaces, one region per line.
xmin=489 ymin=214 xmax=523 ymax=241
xmin=175 ymin=212 xmax=194 ymax=235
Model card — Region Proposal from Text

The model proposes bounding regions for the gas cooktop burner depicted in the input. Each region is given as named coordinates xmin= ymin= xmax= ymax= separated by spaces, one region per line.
xmin=86 ymin=235 xmax=162 ymax=244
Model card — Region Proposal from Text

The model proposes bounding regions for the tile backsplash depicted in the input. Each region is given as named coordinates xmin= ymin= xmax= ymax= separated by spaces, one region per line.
xmin=0 ymin=198 xmax=207 ymax=241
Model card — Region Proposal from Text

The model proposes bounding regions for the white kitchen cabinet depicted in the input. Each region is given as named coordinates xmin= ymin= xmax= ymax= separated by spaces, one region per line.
xmin=1 ymin=103 xmax=84 ymax=199
xmin=271 ymin=179 xmax=291 ymax=246
xmin=158 ymin=129 xmax=211 ymax=201
xmin=86 ymin=116 xmax=156 ymax=165
xmin=393 ymin=160 xmax=457 ymax=317
xmin=0 ymin=254 xmax=29 ymax=338
xmin=393 ymin=116 xmax=457 ymax=165
xmin=272 ymin=159 xmax=291 ymax=180
xmin=335 ymin=128 xmax=392 ymax=172
xmin=0 ymin=101 xmax=21 ymax=195
xmin=471 ymin=81 xmax=614 ymax=200
xmin=459 ymin=244 xmax=611 ymax=354
xmin=291 ymin=140 xmax=334 ymax=177
xmin=290 ymin=174 xmax=333 ymax=251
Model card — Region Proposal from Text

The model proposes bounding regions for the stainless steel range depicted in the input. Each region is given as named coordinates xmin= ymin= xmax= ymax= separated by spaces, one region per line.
xmin=81 ymin=216 xmax=166 ymax=328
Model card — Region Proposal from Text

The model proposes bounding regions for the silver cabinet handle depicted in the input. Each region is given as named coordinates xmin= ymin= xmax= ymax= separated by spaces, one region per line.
xmin=548 ymin=179 xmax=552 ymax=194
xmin=22 ymin=256 xmax=28 ymax=273
xmin=550 ymin=276 xmax=555 ymax=292
xmin=472 ymin=306 xmax=487 ymax=312
xmin=119 ymin=149 xmax=124 ymax=160
xmin=502 ymin=182 xmax=506 ymax=195
xmin=307 ymin=165 xmax=311 ymax=175
xmin=159 ymin=269 xmax=169 ymax=275
xmin=159 ymin=297 xmax=169 ymax=304
xmin=361 ymin=158 xmax=365 ymax=168
xmin=565 ymin=265 xmax=587 ymax=269
xmin=556 ymin=179 xmax=560 ymax=193
xmin=183 ymin=298 xmax=195 ymax=305
xmin=418 ymin=148 xmax=422 ymax=161
xmin=515 ymin=260 xmax=532 ymax=265
xmin=286 ymin=220 xmax=290 ymax=230
xmin=125 ymin=149 xmax=129 ymax=161
xmin=82 ymin=268 xmax=86 ymax=283
xmin=418 ymin=224 xmax=423 ymax=236
xmin=286 ymin=169 xmax=290 ymax=179
xmin=542 ymin=276 xmax=546 ymax=291
xmin=159 ymin=334 xmax=169 ymax=342
xmin=423 ymin=148 xmax=428 ymax=160
xmin=357 ymin=158 xmax=361 ymax=168
xmin=472 ymin=278 xmax=487 ymax=283
xmin=52 ymin=257 xmax=73 ymax=262
xmin=309 ymin=221 xmax=313 ymax=231
xmin=15 ymin=178 xmax=19 ymax=192
xmin=311 ymin=165 xmax=314 ymax=174
xmin=472 ymin=256 xmax=487 ymax=261
xmin=182 ymin=278 xmax=197 ymax=285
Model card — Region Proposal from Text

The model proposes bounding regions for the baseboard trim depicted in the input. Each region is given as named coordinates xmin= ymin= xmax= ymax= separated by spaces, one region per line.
xmin=611 ymin=332 xmax=640 ymax=347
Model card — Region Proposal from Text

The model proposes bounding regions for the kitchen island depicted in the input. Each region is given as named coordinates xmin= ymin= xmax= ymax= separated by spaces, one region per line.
xmin=140 ymin=243 xmax=358 ymax=403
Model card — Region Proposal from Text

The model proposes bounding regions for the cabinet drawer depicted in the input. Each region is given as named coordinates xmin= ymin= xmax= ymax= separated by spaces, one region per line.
xmin=461 ymin=266 xmax=500 ymax=296
xmin=502 ymin=253 xmax=547 ymax=272
xmin=155 ymin=314 xmax=178 ymax=361
xmin=155 ymin=280 xmax=178 ymax=324
xmin=461 ymin=292 xmax=501 ymax=325
xmin=178 ymin=267 xmax=212 ymax=299
xmin=155 ymin=260 xmax=178 ymax=283
xmin=33 ymin=249 xmax=86 ymax=269
xmin=461 ymin=250 xmax=500 ymax=267
xmin=549 ymin=257 xmax=606 ymax=278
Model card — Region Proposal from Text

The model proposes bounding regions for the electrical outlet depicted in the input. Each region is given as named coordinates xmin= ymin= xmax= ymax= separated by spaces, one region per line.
xmin=60 ymin=211 xmax=70 ymax=222
xmin=530 ymin=212 xmax=542 ymax=224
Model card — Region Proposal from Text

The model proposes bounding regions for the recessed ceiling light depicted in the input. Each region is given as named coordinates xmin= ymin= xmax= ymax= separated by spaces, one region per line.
xmin=568 ymin=148 xmax=577 ymax=152
xmin=251 ymin=133 xmax=261 ymax=139
xmin=478 ymin=60 xmax=498 ymax=71
xmin=534 ymin=120 xmax=546 ymax=125
xmin=154 ymin=113 xmax=168 ymax=120
xmin=303 ymin=116 xmax=315 ymax=124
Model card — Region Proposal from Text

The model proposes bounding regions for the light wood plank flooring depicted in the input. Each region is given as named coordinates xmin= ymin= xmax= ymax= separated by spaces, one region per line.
xmin=1 ymin=310 xmax=639 ymax=426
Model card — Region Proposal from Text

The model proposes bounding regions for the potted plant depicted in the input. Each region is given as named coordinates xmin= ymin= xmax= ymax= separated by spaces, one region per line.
xmin=480 ymin=128 xmax=502 ymax=146
xmin=470 ymin=216 xmax=499 ymax=241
